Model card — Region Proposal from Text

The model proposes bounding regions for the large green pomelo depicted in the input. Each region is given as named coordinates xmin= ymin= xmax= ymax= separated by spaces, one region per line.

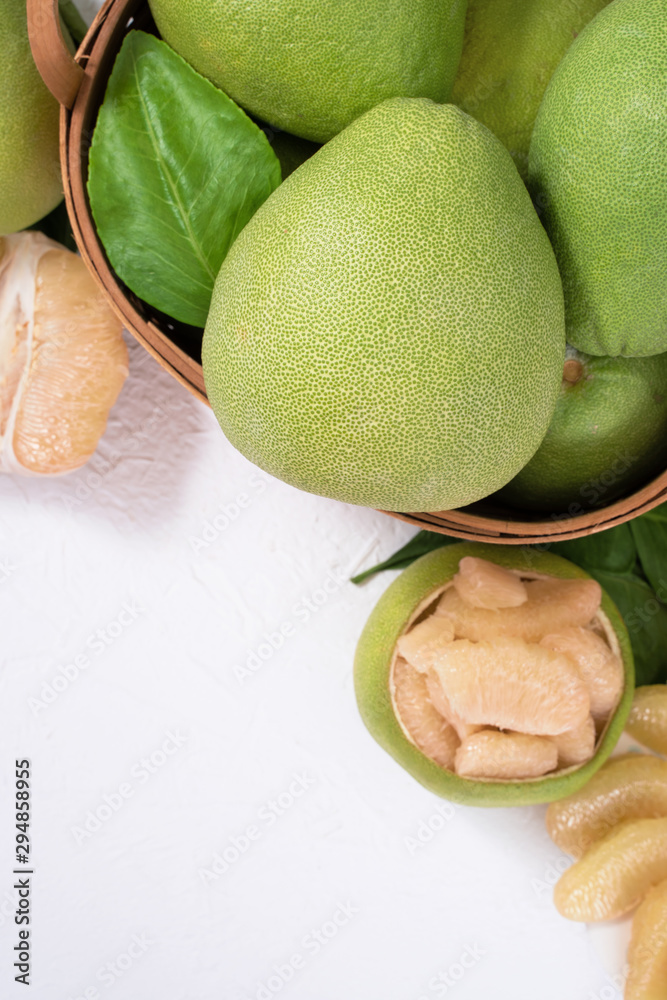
xmin=498 ymin=350 xmax=667 ymax=513
xmin=529 ymin=0 xmax=667 ymax=358
xmin=147 ymin=0 xmax=467 ymax=143
xmin=0 ymin=0 xmax=63 ymax=235
xmin=451 ymin=0 xmax=611 ymax=179
xmin=354 ymin=543 xmax=635 ymax=807
xmin=202 ymin=99 xmax=566 ymax=513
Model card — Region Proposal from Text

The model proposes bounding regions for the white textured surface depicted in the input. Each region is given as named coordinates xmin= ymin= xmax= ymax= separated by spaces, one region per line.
xmin=0 ymin=335 xmax=628 ymax=1000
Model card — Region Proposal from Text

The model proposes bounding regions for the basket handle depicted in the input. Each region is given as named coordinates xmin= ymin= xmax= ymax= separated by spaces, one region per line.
xmin=27 ymin=0 xmax=85 ymax=109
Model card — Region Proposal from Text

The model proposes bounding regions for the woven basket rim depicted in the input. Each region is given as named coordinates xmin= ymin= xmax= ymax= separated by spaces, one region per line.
xmin=35 ymin=0 xmax=667 ymax=543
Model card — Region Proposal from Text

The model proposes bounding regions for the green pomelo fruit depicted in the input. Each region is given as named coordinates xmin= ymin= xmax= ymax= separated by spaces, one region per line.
xmin=0 ymin=0 xmax=63 ymax=235
xmin=147 ymin=0 xmax=467 ymax=143
xmin=354 ymin=543 xmax=634 ymax=807
xmin=529 ymin=0 xmax=667 ymax=358
xmin=202 ymin=99 xmax=566 ymax=513
xmin=497 ymin=350 xmax=667 ymax=513
xmin=451 ymin=0 xmax=610 ymax=179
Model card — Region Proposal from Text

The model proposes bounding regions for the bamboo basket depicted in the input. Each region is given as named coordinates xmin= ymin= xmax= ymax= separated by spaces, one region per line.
xmin=28 ymin=0 xmax=667 ymax=543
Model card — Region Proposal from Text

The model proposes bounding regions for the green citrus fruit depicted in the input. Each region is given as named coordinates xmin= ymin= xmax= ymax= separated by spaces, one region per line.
xmin=529 ymin=0 xmax=667 ymax=357
xmin=147 ymin=0 xmax=467 ymax=143
xmin=0 ymin=0 xmax=63 ymax=235
xmin=353 ymin=543 xmax=634 ymax=807
xmin=202 ymin=99 xmax=566 ymax=513
xmin=451 ymin=0 xmax=610 ymax=179
xmin=497 ymin=349 xmax=667 ymax=513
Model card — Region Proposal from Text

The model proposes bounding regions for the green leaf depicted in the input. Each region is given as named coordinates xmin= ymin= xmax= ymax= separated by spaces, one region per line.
xmin=551 ymin=522 xmax=637 ymax=575
xmin=630 ymin=502 xmax=667 ymax=600
xmin=351 ymin=530 xmax=457 ymax=584
xmin=586 ymin=569 xmax=667 ymax=685
xmin=88 ymin=31 xmax=281 ymax=327
xmin=58 ymin=0 xmax=87 ymax=46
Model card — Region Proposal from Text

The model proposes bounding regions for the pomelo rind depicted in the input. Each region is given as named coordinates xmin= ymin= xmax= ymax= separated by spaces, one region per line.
xmin=353 ymin=542 xmax=634 ymax=806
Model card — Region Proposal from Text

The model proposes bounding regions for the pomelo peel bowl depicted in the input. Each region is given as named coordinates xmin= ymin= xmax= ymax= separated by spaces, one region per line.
xmin=354 ymin=543 xmax=634 ymax=806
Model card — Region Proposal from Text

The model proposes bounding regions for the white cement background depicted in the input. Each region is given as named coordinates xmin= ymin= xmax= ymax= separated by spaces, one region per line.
xmin=0 ymin=334 xmax=630 ymax=1000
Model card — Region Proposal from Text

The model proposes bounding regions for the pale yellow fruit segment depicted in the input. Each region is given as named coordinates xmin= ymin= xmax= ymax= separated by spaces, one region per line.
xmin=0 ymin=232 xmax=128 ymax=476
xmin=428 ymin=636 xmax=590 ymax=735
xmin=396 ymin=616 xmax=455 ymax=672
xmin=435 ymin=576 xmax=601 ymax=642
xmin=541 ymin=627 xmax=623 ymax=720
xmin=553 ymin=817 xmax=667 ymax=921
xmin=627 ymin=686 xmax=667 ymax=755
xmin=626 ymin=877 xmax=667 ymax=1000
xmin=549 ymin=715 xmax=596 ymax=769
xmin=546 ymin=755 xmax=667 ymax=858
xmin=452 ymin=556 xmax=527 ymax=609
xmin=425 ymin=670 xmax=484 ymax=741
xmin=392 ymin=657 xmax=459 ymax=769
xmin=454 ymin=730 xmax=557 ymax=779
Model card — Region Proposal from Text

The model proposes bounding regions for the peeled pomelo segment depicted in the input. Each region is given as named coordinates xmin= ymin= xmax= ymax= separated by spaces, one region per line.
xmin=546 ymin=755 xmax=667 ymax=859
xmin=428 ymin=636 xmax=590 ymax=735
xmin=550 ymin=715 xmax=596 ymax=769
xmin=540 ymin=627 xmax=623 ymax=720
xmin=435 ymin=577 xmax=602 ymax=643
xmin=425 ymin=670 xmax=484 ymax=741
xmin=396 ymin=616 xmax=455 ymax=672
xmin=625 ymin=878 xmax=667 ymax=1000
xmin=0 ymin=231 xmax=128 ymax=476
xmin=392 ymin=657 xmax=459 ymax=769
xmin=455 ymin=730 xmax=557 ymax=779
xmin=627 ymin=686 xmax=667 ymax=755
xmin=553 ymin=817 xmax=667 ymax=921
xmin=453 ymin=556 xmax=527 ymax=609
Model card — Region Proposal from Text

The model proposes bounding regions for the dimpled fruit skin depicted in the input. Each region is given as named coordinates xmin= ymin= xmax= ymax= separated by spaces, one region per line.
xmin=148 ymin=0 xmax=466 ymax=143
xmin=498 ymin=350 xmax=667 ymax=511
xmin=353 ymin=542 xmax=634 ymax=807
xmin=451 ymin=0 xmax=610 ymax=179
xmin=529 ymin=0 xmax=667 ymax=357
xmin=0 ymin=0 xmax=63 ymax=235
xmin=203 ymin=100 xmax=566 ymax=513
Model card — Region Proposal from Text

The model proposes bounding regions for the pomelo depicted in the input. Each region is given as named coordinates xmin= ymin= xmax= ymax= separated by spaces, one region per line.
xmin=626 ymin=685 xmax=667 ymax=756
xmin=451 ymin=0 xmax=610 ymax=178
xmin=148 ymin=0 xmax=467 ymax=143
xmin=529 ymin=0 xmax=667 ymax=357
xmin=625 ymin=878 xmax=667 ymax=1000
xmin=553 ymin=817 xmax=667 ymax=920
xmin=353 ymin=543 xmax=634 ymax=807
xmin=546 ymin=755 xmax=667 ymax=858
xmin=0 ymin=0 xmax=63 ymax=235
xmin=0 ymin=232 xmax=128 ymax=475
xmin=497 ymin=349 xmax=667 ymax=513
xmin=202 ymin=99 xmax=566 ymax=513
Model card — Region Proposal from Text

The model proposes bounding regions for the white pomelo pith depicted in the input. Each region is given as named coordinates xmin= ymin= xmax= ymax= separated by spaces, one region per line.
xmin=203 ymin=99 xmax=565 ymax=512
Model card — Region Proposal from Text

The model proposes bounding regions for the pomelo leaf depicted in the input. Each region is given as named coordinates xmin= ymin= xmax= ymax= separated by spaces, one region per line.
xmin=351 ymin=531 xmax=457 ymax=584
xmin=88 ymin=30 xmax=281 ymax=328
xmin=630 ymin=504 xmax=667 ymax=600
xmin=58 ymin=1 xmax=88 ymax=46
xmin=587 ymin=570 xmax=667 ymax=686
xmin=552 ymin=523 xmax=637 ymax=576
